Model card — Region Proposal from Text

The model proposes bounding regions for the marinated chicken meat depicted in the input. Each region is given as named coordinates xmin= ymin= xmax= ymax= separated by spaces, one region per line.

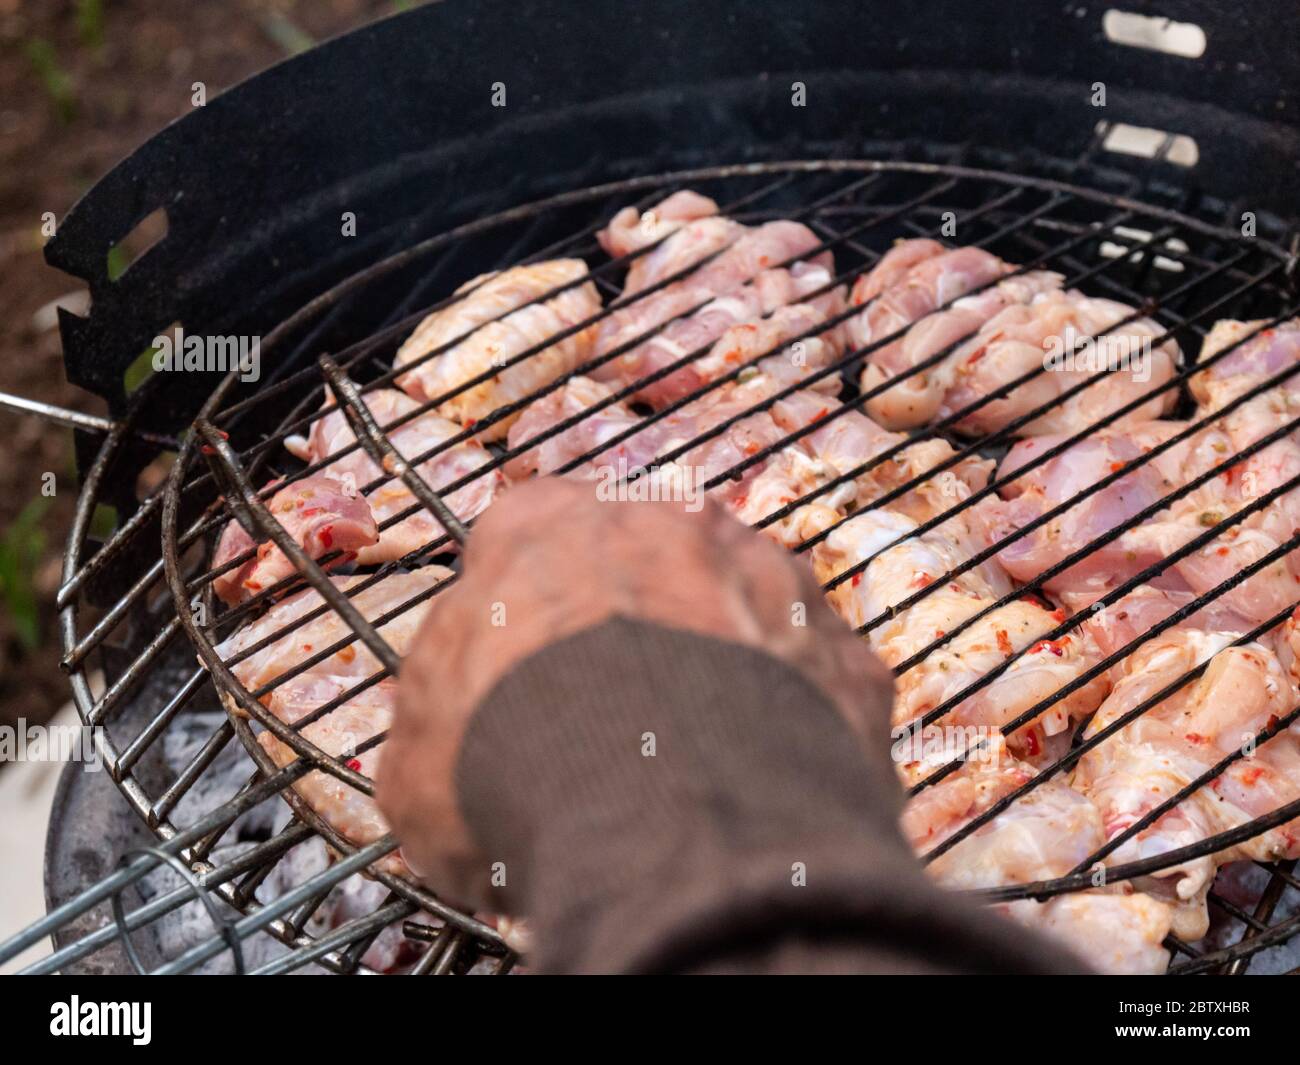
xmin=902 ymin=735 xmax=1174 ymax=974
xmin=978 ymin=423 xmax=1195 ymax=605
xmin=774 ymin=390 xmax=992 ymax=523
xmin=813 ymin=499 xmax=1108 ymax=771
xmin=848 ymin=239 xmax=1064 ymax=429
xmin=504 ymin=374 xmax=653 ymax=481
xmin=1071 ymin=630 xmax=1300 ymax=939
xmin=592 ymin=192 xmax=840 ymax=407
xmin=939 ymin=288 xmax=1180 ymax=436
xmin=1188 ymin=318 xmax=1300 ymax=412
xmin=285 ymin=389 xmax=505 ymax=562
xmin=214 ymin=568 xmax=454 ymax=878
xmin=860 ymin=269 xmax=1064 ymax=430
xmin=506 ymin=372 xmax=884 ymax=546
xmin=597 ymin=189 xmax=739 ymax=294
xmin=212 ymin=474 xmax=378 ymax=607
xmin=393 ymin=260 xmax=602 ymax=440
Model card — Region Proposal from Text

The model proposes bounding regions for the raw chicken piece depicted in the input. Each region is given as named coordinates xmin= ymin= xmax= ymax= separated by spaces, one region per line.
xmin=286 ymin=389 xmax=505 ymax=562
xmin=1189 ymin=318 xmax=1300 ymax=412
xmin=1074 ymin=584 xmax=1260 ymax=663
xmin=393 ymin=260 xmax=601 ymax=440
xmin=771 ymin=389 xmax=994 ymax=523
xmin=939 ymin=289 xmax=1179 ymax=436
xmin=600 ymin=192 xmax=739 ymax=295
xmin=981 ymin=423 xmax=1194 ymax=602
xmin=591 ymin=269 xmax=844 ymax=409
xmin=813 ymin=507 xmax=1108 ymax=769
xmin=213 ymin=568 xmax=454 ymax=879
xmin=847 ymin=245 xmax=1008 ymax=360
xmin=215 ymin=568 xmax=451 ymax=694
xmin=713 ymin=445 xmax=853 ymax=548
xmin=212 ymin=474 xmax=378 ymax=607
xmin=592 ymin=193 xmax=835 ymax=406
xmin=902 ymin=734 xmax=1173 ymax=974
xmin=690 ymin=298 xmax=846 ymax=398
xmin=851 ymin=238 xmax=947 ymax=302
xmin=592 ymin=286 xmax=768 ymax=407
xmin=504 ymin=374 xmax=655 ymax=480
xmin=1115 ymin=424 xmax=1300 ymax=630
xmin=1071 ymin=629 xmax=1300 ymax=938
xmin=851 ymin=242 xmax=1062 ymax=429
xmin=257 ymin=674 xmax=405 ymax=876
xmin=597 ymin=189 xmax=722 ymax=261
xmin=848 ymin=244 xmax=1058 ymax=428
xmin=505 ymin=373 xmax=867 ymax=546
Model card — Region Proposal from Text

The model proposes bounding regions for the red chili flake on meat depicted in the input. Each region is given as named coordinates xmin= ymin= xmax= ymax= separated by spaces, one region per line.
xmin=1240 ymin=766 xmax=1266 ymax=786
xmin=934 ymin=629 xmax=945 ymax=639
xmin=911 ymin=573 xmax=934 ymax=589
xmin=996 ymin=629 xmax=1012 ymax=655
xmin=1109 ymin=462 xmax=1124 ymax=473
xmin=743 ymin=442 xmax=759 ymax=455
xmin=1216 ymin=546 xmax=1230 ymax=557
xmin=346 ymin=758 xmax=362 ymax=772
xmin=1021 ymin=730 xmax=1041 ymax=757
xmin=1030 ymin=639 xmax=1065 ymax=656
xmin=1185 ymin=732 xmax=1207 ymax=745
xmin=299 ymin=506 xmax=322 ymax=517
xmin=1268 ymin=714 xmax=1282 ymax=731
xmin=851 ymin=572 xmax=863 ymax=587
xmin=1020 ymin=592 xmax=1051 ymax=610
xmin=814 ymin=408 xmax=829 ymax=420
xmin=1051 ymin=608 xmax=1066 ymax=622
xmin=965 ymin=345 xmax=989 ymax=366
xmin=320 ymin=525 xmax=334 ymax=549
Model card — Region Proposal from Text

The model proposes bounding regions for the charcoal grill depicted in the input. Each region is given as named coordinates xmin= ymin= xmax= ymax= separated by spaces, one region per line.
xmin=2 ymin=0 xmax=1300 ymax=975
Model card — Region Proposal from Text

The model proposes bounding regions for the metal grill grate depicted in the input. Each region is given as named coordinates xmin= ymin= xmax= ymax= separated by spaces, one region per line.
xmin=8 ymin=158 xmax=1300 ymax=975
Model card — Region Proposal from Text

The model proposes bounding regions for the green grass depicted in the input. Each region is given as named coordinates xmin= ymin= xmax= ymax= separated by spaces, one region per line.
xmin=24 ymin=38 xmax=77 ymax=124
xmin=257 ymin=12 xmax=316 ymax=57
xmin=0 ymin=498 xmax=52 ymax=651
xmin=75 ymin=0 xmax=106 ymax=51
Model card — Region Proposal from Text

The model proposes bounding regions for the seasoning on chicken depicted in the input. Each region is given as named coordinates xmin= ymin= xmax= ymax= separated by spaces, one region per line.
xmin=939 ymin=288 xmax=1180 ymax=436
xmin=592 ymin=191 xmax=839 ymax=407
xmin=1051 ymin=320 xmax=1300 ymax=629
xmin=504 ymin=374 xmax=655 ymax=481
xmin=1188 ymin=318 xmax=1300 ymax=412
xmin=859 ymin=269 xmax=1063 ymax=430
xmin=772 ymin=390 xmax=992 ymax=522
xmin=902 ymin=735 xmax=1174 ymax=974
xmin=505 ymin=373 xmax=880 ymax=547
xmin=212 ymin=474 xmax=378 ymax=607
xmin=598 ymin=190 xmax=737 ymax=294
xmin=285 ymin=389 xmax=505 ymax=562
xmin=214 ymin=568 xmax=453 ymax=878
xmin=813 ymin=503 xmax=1108 ymax=770
xmin=392 ymin=260 xmax=601 ymax=440
xmin=1071 ymin=629 xmax=1300 ymax=939
xmin=978 ymin=423 xmax=1194 ymax=606
xmin=847 ymin=239 xmax=1063 ymax=429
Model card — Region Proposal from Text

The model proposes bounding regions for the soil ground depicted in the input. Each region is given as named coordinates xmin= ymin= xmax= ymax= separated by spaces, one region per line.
xmin=0 ymin=0 xmax=397 ymax=737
